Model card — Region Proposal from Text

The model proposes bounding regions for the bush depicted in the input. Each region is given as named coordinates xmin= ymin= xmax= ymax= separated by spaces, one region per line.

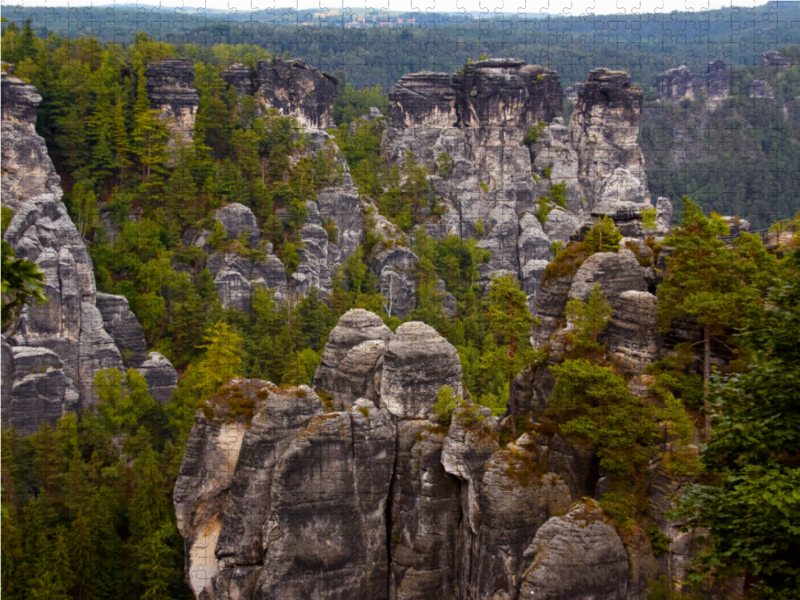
xmin=523 ymin=121 xmax=547 ymax=146
xmin=434 ymin=385 xmax=458 ymax=426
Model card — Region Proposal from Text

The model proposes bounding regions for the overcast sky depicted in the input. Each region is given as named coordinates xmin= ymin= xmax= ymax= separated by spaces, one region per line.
xmin=0 ymin=0 xmax=766 ymax=15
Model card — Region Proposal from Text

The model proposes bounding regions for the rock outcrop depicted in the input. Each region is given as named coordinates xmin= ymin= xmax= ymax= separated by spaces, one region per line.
xmin=656 ymin=61 xmax=730 ymax=106
xmin=382 ymin=62 xmax=664 ymax=306
xmin=1 ymin=69 xmax=176 ymax=433
xmin=222 ymin=59 xmax=338 ymax=129
xmin=175 ymin=311 xmax=655 ymax=600
xmin=518 ymin=500 xmax=630 ymax=599
xmin=145 ymin=58 xmax=200 ymax=144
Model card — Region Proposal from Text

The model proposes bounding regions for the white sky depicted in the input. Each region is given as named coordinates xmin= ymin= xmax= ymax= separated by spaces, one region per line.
xmin=0 ymin=0 xmax=766 ymax=16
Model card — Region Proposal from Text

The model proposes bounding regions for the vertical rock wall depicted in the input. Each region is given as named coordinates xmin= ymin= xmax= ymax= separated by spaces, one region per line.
xmin=1 ymin=69 xmax=176 ymax=433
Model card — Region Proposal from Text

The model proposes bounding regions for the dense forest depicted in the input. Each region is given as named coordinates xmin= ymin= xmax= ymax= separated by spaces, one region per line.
xmin=5 ymin=1 xmax=800 ymax=89
xmin=1 ymin=10 xmax=799 ymax=600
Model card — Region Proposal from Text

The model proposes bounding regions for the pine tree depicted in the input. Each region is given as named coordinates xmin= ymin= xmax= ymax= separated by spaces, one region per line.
xmin=565 ymin=282 xmax=613 ymax=354
xmin=195 ymin=320 xmax=244 ymax=395
xmin=657 ymin=197 xmax=774 ymax=436
xmin=130 ymin=446 xmax=168 ymax=540
xmin=69 ymin=512 xmax=97 ymax=600
xmin=137 ymin=530 xmax=174 ymax=600
xmin=112 ymin=86 xmax=132 ymax=186
xmin=675 ymin=249 xmax=800 ymax=596
xmin=485 ymin=274 xmax=542 ymax=437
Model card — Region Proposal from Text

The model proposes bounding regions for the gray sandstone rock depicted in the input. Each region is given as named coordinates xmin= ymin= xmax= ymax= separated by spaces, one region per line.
xmin=136 ymin=352 xmax=178 ymax=403
xmin=607 ymin=291 xmax=662 ymax=375
xmin=254 ymin=403 xmax=395 ymax=600
xmin=381 ymin=321 xmax=462 ymax=420
xmin=389 ymin=421 xmax=462 ymax=600
xmin=215 ymin=203 xmax=261 ymax=247
xmin=313 ymin=309 xmax=393 ymax=395
xmin=145 ymin=58 xmax=199 ymax=145
xmin=96 ymin=292 xmax=148 ymax=367
xmin=221 ymin=59 xmax=337 ymax=129
xmin=331 ymin=340 xmax=386 ymax=409
xmin=1 ymin=72 xmax=164 ymax=429
xmin=518 ymin=500 xmax=630 ymax=600
xmin=373 ymin=246 xmax=420 ymax=318
xmin=469 ymin=457 xmax=571 ymax=600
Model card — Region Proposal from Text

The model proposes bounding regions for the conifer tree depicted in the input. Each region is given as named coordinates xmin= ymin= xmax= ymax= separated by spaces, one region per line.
xmin=657 ymin=197 xmax=775 ymax=436
xmin=675 ymin=249 xmax=800 ymax=597
xmin=485 ymin=274 xmax=542 ymax=437
xmin=195 ymin=320 xmax=244 ymax=395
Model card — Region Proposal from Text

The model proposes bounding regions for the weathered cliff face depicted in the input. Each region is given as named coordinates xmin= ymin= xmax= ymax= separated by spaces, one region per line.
xmin=656 ymin=61 xmax=730 ymax=107
xmin=1 ymin=70 xmax=177 ymax=433
xmin=146 ymin=58 xmax=200 ymax=145
xmin=383 ymin=62 xmax=668 ymax=309
xmin=175 ymin=310 xmax=637 ymax=600
xmin=222 ymin=59 xmax=338 ymax=130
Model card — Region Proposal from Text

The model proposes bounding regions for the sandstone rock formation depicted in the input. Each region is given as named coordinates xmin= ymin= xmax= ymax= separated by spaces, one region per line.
xmin=518 ymin=500 xmax=630 ymax=599
xmin=1 ymin=69 xmax=176 ymax=433
xmin=145 ymin=58 xmax=200 ymax=144
xmin=175 ymin=311 xmax=642 ymax=600
xmin=222 ymin=59 xmax=338 ymax=129
xmin=656 ymin=61 xmax=730 ymax=107
xmin=382 ymin=62 xmax=665 ymax=308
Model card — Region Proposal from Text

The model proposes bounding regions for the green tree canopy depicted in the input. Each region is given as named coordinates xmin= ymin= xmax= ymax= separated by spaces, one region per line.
xmin=675 ymin=249 xmax=800 ymax=598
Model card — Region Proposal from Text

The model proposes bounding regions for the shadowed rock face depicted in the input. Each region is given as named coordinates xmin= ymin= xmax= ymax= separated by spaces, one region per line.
xmin=1 ymin=72 xmax=175 ymax=432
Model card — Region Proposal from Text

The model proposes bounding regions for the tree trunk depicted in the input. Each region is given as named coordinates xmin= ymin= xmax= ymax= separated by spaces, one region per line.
xmin=509 ymin=373 xmax=517 ymax=439
xmin=704 ymin=325 xmax=712 ymax=439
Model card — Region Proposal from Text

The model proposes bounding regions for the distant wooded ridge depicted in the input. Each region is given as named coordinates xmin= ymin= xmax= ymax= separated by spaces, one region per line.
xmin=4 ymin=1 xmax=800 ymax=88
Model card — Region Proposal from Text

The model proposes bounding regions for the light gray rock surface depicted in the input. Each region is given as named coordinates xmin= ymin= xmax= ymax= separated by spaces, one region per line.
xmin=215 ymin=203 xmax=261 ymax=247
xmin=381 ymin=321 xmax=462 ymax=419
xmin=136 ymin=352 xmax=178 ymax=403
xmin=313 ymin=309 xmax=393 ymax=395
xmin=518 ymin=500 xmax=630 ymax=600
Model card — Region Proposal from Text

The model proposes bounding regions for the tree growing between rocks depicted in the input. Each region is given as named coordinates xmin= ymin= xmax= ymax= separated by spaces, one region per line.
xmin=657 ymin=197 xmax=777 ymax=437
xmin=485 ymin=275 xmax=542 ymax=437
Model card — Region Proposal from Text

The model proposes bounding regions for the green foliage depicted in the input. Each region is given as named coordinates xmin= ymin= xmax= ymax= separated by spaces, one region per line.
xmin=564 ymin=282 xmax=613 ymax=354
xmin=548 ymin=359 xmax=658 ymax=523
xmin=674 ymin=250 xmax=800 ymax=597
xmin=434 ymin=385 xmax=459 ymax=426
xmin=194 ymin=320 xmax=244 ymax=396
xmin=641 ymin=206 xmax=658 ymax=231
xmin=657 ymin=198 xmax=777 ymax=423
xmin=479 ymin=180 xmax=490 ymax=192
xmin=485 ymin=275 xmax=542 ymax=430
xmin=548 ymin=182 xmax=568 ymax=208
xmin=523 ymin=121 xmax=547 ymax=146
xmin=646 ymin=524 xmax=673 ymax=557
xmin=1 ymin=207 xmax=47 ymax=329
xmin=436 ymin=152 xmax=453 ymax=180
xmin=583 ymin=215 xmax=622 ymax=253
xmin=543 ymin=217 xmax=622 ymax=283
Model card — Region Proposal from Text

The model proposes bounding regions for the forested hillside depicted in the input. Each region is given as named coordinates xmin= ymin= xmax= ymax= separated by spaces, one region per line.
xmin=1 ymin=12 xmax=799 ymax=600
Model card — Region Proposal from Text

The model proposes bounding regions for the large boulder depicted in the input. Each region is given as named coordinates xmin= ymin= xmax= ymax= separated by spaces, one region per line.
xmin=313 ymin=309 xmax=393 ymax=396
xmin=136 ymin=352 xmax=178 ymax=403
xmin=215 ymin=203 xmax=260 ymax=247
xmin=381 ymin=321 xmax=462 ymax=420
xmin=518 ymin=500 xmax=630 ymax=599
